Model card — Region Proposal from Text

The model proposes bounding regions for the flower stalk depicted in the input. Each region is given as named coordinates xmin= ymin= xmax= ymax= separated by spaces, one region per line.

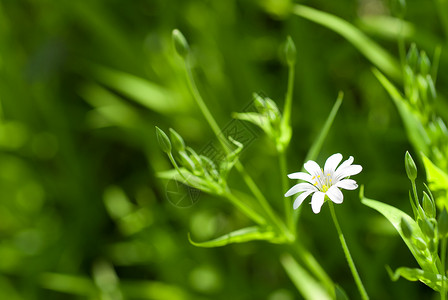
xmin=329 ymin=202 xmax=369 ymax=300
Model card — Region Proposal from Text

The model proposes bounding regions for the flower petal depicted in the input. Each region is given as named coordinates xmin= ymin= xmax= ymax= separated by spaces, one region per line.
xmin=324 ymin=153 xmax=343 ymax=174
xmin=326 ymin=186 xmax=344 ymax=204
xmin=336 ymin=156 xmax=354 ymax=171
xmin=335 ymin=179 xmax=358 ymax=190
xmin=304 ymin=160 xmax=322 ymax=177
xmin=311 ymin=191 xmax=325 ymax=214
xmin=287 ymin=172 xmax=313 ymax=183
xmin=335 ymin=164 xmax=362 ymax=180
xmin=293 ymin=190 xmax=314 ymax=209
xmin=285 ymin=183 xmax=316 ymax=197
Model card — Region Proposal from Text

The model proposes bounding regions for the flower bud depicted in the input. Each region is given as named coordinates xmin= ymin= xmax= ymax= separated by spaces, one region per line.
xmin=155 ymin=126 xmax=171 ymax=154
xmin=400 ymin=217 xmax=413 ymax=239
xmin=413 ymin=237 xmax=427 ymax=251
xmin=179 ymin=151 xmax=195 ymax=172
xmin=422 ymin=192 xmax=435 ymax=219
xmin=418 ymin=51 xmax=431 ymax=76
xmin=406 ymin=43 xmax=418 ymax=71
xmin=405 ymin=151 xmax=417 ymax=181
xmin=253 ymin=93 xmax=266 ymax=112
xmin=426 ymin=75 xmax=437 ymax=101
xmin=172 ymin=29 xmax=190 ymax=58
xmin=403 ymin=65 xmax=415 ymax=100
xmin=169 ymin=128 xmax=185 ymax=152
xmin=421 ymin=218 xmax=435 ymax=239
xmin=187 ymin=147 xmax=204 ymax=175
xmin=438 ymin=207 xmax=448 ymax=239
xmin=265 ymin=98 xmax=281 ymax=123
xmin=284 ymin=36 xmax=296 ymax=66
xmin=416 ymin=74 xmax=428 ymax=103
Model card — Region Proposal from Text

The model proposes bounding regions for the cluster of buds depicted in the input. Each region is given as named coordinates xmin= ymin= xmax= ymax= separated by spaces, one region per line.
xmin=156 ymin=126 xmax=242 ymax=195
xmin=401 ymin=152 xmax=448 ymax=258
xmin=403 ymin=44 xmax=436 ymax=119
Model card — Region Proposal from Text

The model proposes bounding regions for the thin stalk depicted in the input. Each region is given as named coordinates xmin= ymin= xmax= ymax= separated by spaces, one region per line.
xmin=168 ymin=153 xmax=190 ymax=183
xmin=224 ymin=188 xmax=267 ymax=225
xmin=329 ymin=202 xmax=369 ymax=300
xmin=442 ymin=237 xmax=447 ymax=300
xmin=183 ymin=58 xmax=291 ymax=239
xmin=279 ymin=151 xmax=293 ymax=232
xmin=282 ymin=62 xmax=295 ymax=128
xmin=411 ymin=180 xmax=424 ymax=217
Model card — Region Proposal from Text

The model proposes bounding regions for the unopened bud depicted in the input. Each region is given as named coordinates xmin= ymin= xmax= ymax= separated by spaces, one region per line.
xmin=422 ymin=192 xmax=435 ymax=219
xmin=413 ymin=237 xmax=427 ymax=251
xmin=417 ymin=74 xmax=428 ymax=102
xmin=405 ymin=151 xmax=417 ymax=181
xmin=172 ymin=29 xmax=190 ymax=58
xmin=421 ymin=218 xmax=435 ymax=239
xmin=155 ymin=126 xmax=171 ymax=154
xmin=426 ymin=75 xmax=437 ymax=101
xmin=179 ymin=151 xmax=195 ymax=172
xmin=400 ymin=217 xmax=413 ymax=239
xmin=284 ymin=36 xmax=296 ymax=66
xmin=253 ymin=93 xmax=266 ymax=112
xmin=406 ymin=43 xmax=418 ymax=71
xmin=169 ymin=128 xmax=185 ymax=152
xmin=419 ymin=51 xmax=431 ymax=76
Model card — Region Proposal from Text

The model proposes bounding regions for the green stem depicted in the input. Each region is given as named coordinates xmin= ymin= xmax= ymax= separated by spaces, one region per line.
xmin=168 ymin=153 xmax=190 ymax=183
xmin=329 ymin=202 xmax=369 ymax=300
xmin=279 ymin=151 xmax=293 ymax=233
xmin=282 ymin=62 xmax=295 ymax=128
xmin=411 ymin=180 xmax=423 ymax=217
xmin=224 ymin=188 xmax=267 ymax=225
xmin=183 ymin=58 xmax=291 ymax=239
xmin=442 ymin=237 xmax=447 ymax=300
xmin=184 ymin=60 xmax=223 ymax=143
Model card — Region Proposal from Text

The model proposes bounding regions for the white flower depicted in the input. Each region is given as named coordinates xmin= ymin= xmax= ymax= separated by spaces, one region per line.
xmin=285 ymin=153 xmax=362 ymax=214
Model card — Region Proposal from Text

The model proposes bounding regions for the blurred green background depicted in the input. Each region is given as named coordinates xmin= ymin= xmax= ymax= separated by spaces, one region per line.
xmin=0 ymin=0 xmax=447 ymax=299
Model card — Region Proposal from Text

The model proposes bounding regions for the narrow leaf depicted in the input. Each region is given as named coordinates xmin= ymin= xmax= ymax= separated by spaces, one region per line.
xmin=422 ymin=153 xmax=448 ymax=209
xmin=373 ymin=68 xmax=430 ymax=154
xmin=90 ymin=65 xmax=186 ymax=114
xmin=387 ymin=266 xmax=446 ymax=292
xmin=157 ymin=168 xmax=216 ymax=194
xmin=292 ymin=4 xmax=401 ymax=80
xmin=232 ymin=112 xmax=270 ymax=135
xmin=361 ymin=197 xmax=436 ymax=273
xmin=188 ymin=226 xmax=279 ymax=248
xmin=280 ymin=254 xmax=332 ymax=300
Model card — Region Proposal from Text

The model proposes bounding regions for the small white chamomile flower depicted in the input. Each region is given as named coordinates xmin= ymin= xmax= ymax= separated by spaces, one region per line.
xmin=285 ymin=153 xmax=362 ymax=214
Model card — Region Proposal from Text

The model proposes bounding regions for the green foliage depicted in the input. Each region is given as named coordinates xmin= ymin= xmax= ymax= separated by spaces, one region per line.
xmin=2 ymin=0 xmax=448 ymax=299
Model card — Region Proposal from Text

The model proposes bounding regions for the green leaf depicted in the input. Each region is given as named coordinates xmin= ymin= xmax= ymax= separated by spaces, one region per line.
xmin=373 ymin=68 xmax=430 ymax=154
xmin=280 ymin=254 xmax=333 ymax=300
xmin=386 ymin=266 xmax=446 ymax=292
xmin=90 ymin=65 xmax=186 ymax=114
xmin=232 ymin=112 xmax=271 ymax=136
xmin=188 ymin=226 xmax=281 ymax=248
xmin=292 ymin=4 xmax=401 ymax=80
xmin=157 ymin=168 xmax=217 ymax=194
xmin=304 ymin=91 xmax=343 ymax=164
xmin=422 ymin=154 xmax=448 ymax=209
xmin=361 ymin=197 xmax=436 ymax=273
